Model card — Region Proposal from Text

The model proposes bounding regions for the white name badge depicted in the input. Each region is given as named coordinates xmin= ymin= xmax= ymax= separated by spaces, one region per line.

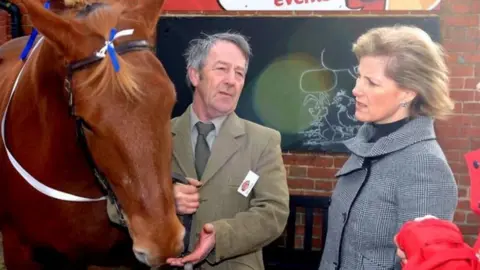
xmin=237 ymin=170 xmax=259 ymax=197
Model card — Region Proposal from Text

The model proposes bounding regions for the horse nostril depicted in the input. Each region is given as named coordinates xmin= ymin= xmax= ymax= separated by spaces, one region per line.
xmin=133 ymin=248 xmax=149 ymax=265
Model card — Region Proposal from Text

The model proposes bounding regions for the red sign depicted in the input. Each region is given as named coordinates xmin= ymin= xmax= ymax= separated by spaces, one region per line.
xmin=163 ymin=0 xmax=441 ymax=11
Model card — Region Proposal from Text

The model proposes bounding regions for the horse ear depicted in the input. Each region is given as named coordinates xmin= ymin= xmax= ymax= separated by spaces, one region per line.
xmin=20 ymin=0 xmax=84 ymax=58
xmin=139 ymin=0 xmax=166 ymax=32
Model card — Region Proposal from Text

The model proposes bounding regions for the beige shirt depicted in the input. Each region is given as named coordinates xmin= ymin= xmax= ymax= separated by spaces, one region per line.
xmin=189 ymin=106 xmax=227 ymax=154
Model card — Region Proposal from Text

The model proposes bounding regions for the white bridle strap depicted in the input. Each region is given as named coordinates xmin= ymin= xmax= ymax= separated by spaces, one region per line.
xmin=1 ymin=37 xmax=106 ymax=202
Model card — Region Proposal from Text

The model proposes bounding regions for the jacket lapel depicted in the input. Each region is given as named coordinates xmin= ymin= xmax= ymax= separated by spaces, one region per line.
xmin=200 ymin=113 xmax=245 ymax=185
xmin=172 ymin=108 xmax=197 ymax=178
xmin=335 ymin=154 xmax=364 ymax=177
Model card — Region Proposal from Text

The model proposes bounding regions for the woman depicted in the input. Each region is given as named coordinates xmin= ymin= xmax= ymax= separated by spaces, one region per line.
xmin=318 ymin=25 xmax=458 ymax=270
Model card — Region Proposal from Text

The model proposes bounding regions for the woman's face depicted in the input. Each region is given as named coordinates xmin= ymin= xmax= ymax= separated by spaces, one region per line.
xmin=352 ymin=56 xmax=416 ymax=124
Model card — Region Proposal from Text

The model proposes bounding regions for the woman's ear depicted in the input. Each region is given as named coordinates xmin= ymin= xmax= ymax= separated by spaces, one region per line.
xmin=403 ymin=89 xmax=418 ymax=104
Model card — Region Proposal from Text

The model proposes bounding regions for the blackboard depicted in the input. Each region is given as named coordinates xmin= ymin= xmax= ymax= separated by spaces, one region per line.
xmin=155 ymin=16 xmax=441 ymax=152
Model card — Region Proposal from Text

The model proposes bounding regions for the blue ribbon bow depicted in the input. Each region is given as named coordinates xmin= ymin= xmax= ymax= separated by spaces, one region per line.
xmin=95 ymin=28 xmax=134 ymax=72
xmin=106 ymin=28 xmax=120 ymax=72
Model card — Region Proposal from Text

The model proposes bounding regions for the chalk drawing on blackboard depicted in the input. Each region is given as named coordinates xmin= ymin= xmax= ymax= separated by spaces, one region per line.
xmin=298 ymin=49 xmax=362 ymax=147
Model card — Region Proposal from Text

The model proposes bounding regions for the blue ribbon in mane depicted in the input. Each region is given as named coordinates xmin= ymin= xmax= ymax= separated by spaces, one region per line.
xmin=95 ymin=28 xmax=134 ymax=72
xmin=106 ymin=28 xmax=120 ymax=72
xmin=20 ymin=0 xmax=50 ymax=61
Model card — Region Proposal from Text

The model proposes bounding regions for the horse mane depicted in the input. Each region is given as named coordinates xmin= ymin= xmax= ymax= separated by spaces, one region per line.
xmin=50 ymin=2 xmax=142 ymax=101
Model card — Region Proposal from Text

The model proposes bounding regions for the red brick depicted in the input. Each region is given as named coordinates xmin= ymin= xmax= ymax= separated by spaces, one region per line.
xmin=446 ymin=52 xmax=463 ymax=64
xmin=289 ymin=189 xmax=303 ymax=196
xmin=443 ymin=15 xmax=479 ymax=26
xmin=444 ymin=41 xmax=477 ymax=52
xmin=295 ymin=225 xmax=305 ymax=235
xmin=465 ymin=28 xmax=480 ymax=40
xmin=302 ymin=190 xmax=332 ymax=197
xmin=449 ymin=64 xmax=475 ymax=77
xmin=472 ymin=116 xmax=480 ymax=126
xmin=459 ymin=186 xmax=469 ymax=199
xmin=436 ymin=126 xmax=465 ymax=137
xmin=437 ymin=115 xmax=473 ymax=126
xmin=449 ymin=77 xmax=465 ymax=89
xmin=472 ymin=139 xmax=480 ymax=150
xmin=456 ymin=174 xmax=470 ymax=186
xmin=438 ymin=137 xmax=470 ymax=150
xmin=289 ymin=166 xmax=307 ymax=177
xmin=333 ymin=156 xmax=348 ymax=168
xmin=450 ymin=90 xmax=475 ymax=101
xmin=448 ymin=3 xmax=471 ymax=13
xmin=453 ymin=102 xmax=463 ymax=114
xmin=473 ymin=1 xmax=480 ymax=13
xmin=313 ymin=157 xmax=334 ymax=167
xmin=314 ymin=180 xmax=334 ymax=191
xmin=313 ymin=214 xmax=324 ymax=226
xmin=464 ymin=235 xmax=477 ymax=247
xmin=312 ymin=238 xmax=323 ymax=249
xmin=475 ymin=66 xmax=480 ymax=77
xmin=465 ymin=127 xmax=480 ymax=136
xmin=467 ymin=212 xmax=480 ymax=224
xmin=444 ymin=150 xmax=461 ymax=162
xmin=283 ymin=154 xmax=334 ymax=167
xmin=464 ymin=53 xmax=480 ymax=63
xmin=449 ymin=162 xmax=469 ymax=174
xmin=457 ymin=200 xmax=472 ymax=211
xmin=465 ymin=78 xmax=479 ymax=89
xmin=288 ymin=178 xmax=314 ymax=190
xmin=307 ymin=167 xmax=337 ymax=179
xmin=294 ymin=237 xmax=302 ymax=249
xmin=454 ymin=211 xmax=467 ymax=223
xmin=463 ymin=103 xmax=480 ymax=114
xmin=458 ymin=224 xmax=479 ymax=235
xmin=282 ymin=154 xmax=295 ymax=165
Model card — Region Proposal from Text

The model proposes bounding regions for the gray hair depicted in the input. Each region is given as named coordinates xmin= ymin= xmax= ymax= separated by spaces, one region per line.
xmin=184 ymin=31 xmax=252 ymax=88
xmin=352 ymin=25 xmax=454 ymax=120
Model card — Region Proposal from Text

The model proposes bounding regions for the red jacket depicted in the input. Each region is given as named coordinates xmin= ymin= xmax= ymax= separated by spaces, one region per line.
xmin=396 ymin=218 xmax=479 ymax=270
xmin=394 ymin=148 xmax=480 ymax=269
xmin=466 ymin=149 xmax=480 ymax=254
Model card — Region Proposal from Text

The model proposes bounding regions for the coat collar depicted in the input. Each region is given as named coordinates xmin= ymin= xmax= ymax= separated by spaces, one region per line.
xmin=336 ymin=116 xmax=437 ymax=177
xmin=172 ymin=107 xmax=246 ymax=184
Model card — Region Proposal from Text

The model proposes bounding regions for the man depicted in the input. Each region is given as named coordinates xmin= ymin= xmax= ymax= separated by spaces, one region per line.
xmin=166 ymin=32 xmax=289 ymax=270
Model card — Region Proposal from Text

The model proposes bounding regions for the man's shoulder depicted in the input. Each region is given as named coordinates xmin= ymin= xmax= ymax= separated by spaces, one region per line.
xmin=171 ymin=115 xmax=182 ymax=127
xmin=239 ymin=117 xmax=281 ymax=141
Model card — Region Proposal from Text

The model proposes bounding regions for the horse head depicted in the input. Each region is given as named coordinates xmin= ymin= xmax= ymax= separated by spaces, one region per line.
xmin=13 ymin=0 xmax=185 ymax=266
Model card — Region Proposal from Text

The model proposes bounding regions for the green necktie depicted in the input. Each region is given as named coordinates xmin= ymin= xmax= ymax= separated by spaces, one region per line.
xmin=195 ymin=122 xmax=215 ymax=179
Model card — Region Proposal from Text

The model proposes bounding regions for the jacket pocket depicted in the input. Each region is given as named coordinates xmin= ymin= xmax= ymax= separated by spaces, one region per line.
xmin=227 ymin=261 xmax=255 ymax=270
xmin=226 ymin=253 xmax=259 ymax=270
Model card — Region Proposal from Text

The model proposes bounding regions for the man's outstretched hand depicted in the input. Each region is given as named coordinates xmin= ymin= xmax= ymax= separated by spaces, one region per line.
xmin=167 ymin=223 xmax=216 ymax=267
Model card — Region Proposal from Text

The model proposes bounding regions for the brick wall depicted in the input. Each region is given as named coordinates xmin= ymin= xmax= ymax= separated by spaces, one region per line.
xmin=0 ymin=0 xmax=479 ymax=249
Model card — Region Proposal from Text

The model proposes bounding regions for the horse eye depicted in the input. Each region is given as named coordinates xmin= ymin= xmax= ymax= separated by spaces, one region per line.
xmin=80 ymin=119 xmax=94 ymax=132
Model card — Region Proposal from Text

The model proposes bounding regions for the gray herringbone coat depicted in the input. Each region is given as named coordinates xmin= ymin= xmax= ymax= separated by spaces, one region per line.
xmin=319 ymin=116 xmax=458 ymax=270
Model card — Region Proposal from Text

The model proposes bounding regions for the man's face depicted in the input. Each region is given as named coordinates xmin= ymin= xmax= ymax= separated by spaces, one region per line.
xmin=190 ymin=40 xmax=247 ymax=119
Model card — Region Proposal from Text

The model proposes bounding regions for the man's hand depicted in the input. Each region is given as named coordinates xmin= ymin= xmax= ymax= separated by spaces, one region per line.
xmin=167 ymin=223 xmax=216 ymax=267
xmin=394 ymin=235 xmax=407 ymax=265
xmin=393 ymin=215 xmax=438 ymax=266
xmin=174 ymin=177 xmax=201 ymax=215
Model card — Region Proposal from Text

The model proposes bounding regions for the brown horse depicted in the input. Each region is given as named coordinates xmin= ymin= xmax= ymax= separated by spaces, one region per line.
xmin=0 ymin=0 xmax=184 ymax=268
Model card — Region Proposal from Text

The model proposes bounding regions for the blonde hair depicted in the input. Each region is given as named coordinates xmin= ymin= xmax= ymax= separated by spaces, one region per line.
xmin=352 ymin=25 xmax=454 ymax=119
